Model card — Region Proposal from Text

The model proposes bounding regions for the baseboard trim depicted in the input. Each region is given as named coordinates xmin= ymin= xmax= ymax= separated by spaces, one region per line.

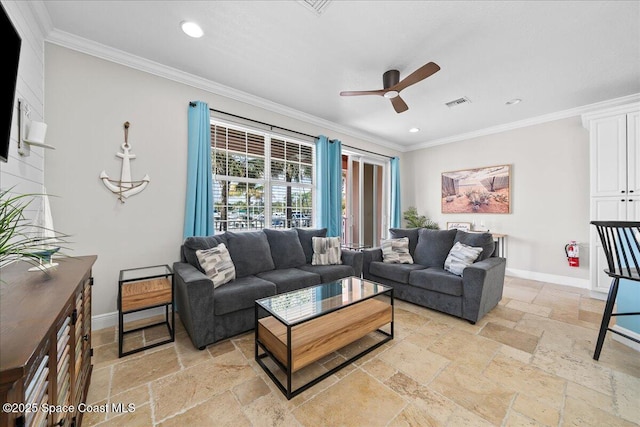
xmin=506 ymin=268 xmax=590 ymax=289
xmin=92 ymin=307 xmax=168 ymax=331
xmin=611 ymin=325 xmax=640 ymax=352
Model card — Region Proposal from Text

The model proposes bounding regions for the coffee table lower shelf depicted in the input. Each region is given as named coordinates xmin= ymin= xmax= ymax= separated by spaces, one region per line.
xmin=255 ymin=297 xmax=393 ymax=399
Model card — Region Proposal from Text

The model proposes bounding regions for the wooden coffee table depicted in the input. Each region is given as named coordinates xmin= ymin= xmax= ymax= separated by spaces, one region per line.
xmin=255 ymin=276 xmax=393 ymax=399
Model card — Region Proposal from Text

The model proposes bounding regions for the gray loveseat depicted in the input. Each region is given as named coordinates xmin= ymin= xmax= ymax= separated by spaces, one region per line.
xmin=363 ymin=228 xmax=506 ymax=324
xmin=174 ymin=228 xmax=363 ymax=349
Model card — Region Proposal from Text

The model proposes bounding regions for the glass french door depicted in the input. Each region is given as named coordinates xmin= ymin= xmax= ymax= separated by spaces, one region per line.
xmin=342 ymin=153 xmax=389 ymax=248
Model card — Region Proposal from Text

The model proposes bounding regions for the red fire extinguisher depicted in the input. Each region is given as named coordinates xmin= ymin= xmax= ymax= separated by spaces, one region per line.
xmin=565 ymin=241 xmax=579 ymax=267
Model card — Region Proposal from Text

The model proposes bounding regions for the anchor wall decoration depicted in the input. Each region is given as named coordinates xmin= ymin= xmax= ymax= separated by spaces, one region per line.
xmin=100 ymin=121 xmax=150 ymax=203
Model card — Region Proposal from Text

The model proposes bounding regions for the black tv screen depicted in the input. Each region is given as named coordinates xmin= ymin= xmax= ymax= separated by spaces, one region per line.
xmin=1 ymin=3 xmax=22 ymax=163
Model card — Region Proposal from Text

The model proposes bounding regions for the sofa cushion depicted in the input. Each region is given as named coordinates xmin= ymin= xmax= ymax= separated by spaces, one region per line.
xmin=381 ymin=237 xmax=414 ymax=264
xmin=413 ymin=228 xmax=458 ymax=268
xmin=389 ymin=228 xmax=420 ymax=256
xmin=454 ymin=231 xmax=495 ymax=261
xmin=312 ymin=236 xmax=342 ymax=265
xmin=263 ymin=228 xmax=307 ymax=269
xmin=226 ymin=231 xmax=275 ymax=278
xmin=183 ymin=234 xmax=228 ymax=272
xmin=297 ymin=264 xmax=355 ymax=283
xmin=408 ymin=267 xmax=464 ymax=297
xmin=196 ymin=243 xmax=236 ymax=288
xmin=213 ymin=275 xmax=276 ymax=316
xmin=444 ymin=242 xmax=483 ymax=276
xmin=257 ymin=268 xmax=321 ymax=294
xmin=296 ymin=228 xmax=327 ymax=264
xmin=369 ymin=261 xmax=425 ymax=284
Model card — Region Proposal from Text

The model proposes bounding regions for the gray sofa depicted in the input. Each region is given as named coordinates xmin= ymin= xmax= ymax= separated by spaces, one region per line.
xmin=363 ymin=228 xmax=505 ymax=324
xmin=174 ymin=228 xmax=363 ymax=349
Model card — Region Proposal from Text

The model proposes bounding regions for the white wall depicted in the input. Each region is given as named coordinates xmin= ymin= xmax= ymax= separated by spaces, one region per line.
xmin=403 ymin=117 xmax=591 ymax=287
xmin=44 ymin=44 xmax=400 ymax=325
xmin=0 ymin=1 xmax=46 ymax=198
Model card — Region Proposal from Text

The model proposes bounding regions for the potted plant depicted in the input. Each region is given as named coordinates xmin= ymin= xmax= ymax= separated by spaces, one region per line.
xmin=0 ymin=188 xmax=69 ymax=271
xmin=403 ymin=206 xmax=439 ymax=229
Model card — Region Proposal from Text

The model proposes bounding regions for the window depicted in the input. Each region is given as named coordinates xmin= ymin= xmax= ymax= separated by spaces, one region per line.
xmin=211 ymin=122 xmax=314 ymax=232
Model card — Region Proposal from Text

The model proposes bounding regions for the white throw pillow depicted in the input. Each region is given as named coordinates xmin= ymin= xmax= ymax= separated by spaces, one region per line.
xmin=196 ymin=243 xmax=236 ymax=288
xmin=444 ymin=242 xmax=483 ymax=276
xmin=381 ymin=237 xmax=414 ymax=264
xmin=311 ymin=236 xmax=342 ymax=265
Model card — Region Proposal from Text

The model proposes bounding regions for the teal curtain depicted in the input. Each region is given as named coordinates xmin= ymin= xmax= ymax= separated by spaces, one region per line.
xmin=183 ymin=101 xmax=213 ymax=238
xmin=390 ymin=157 xmax=401 ymax=228
xmin=317 ymin=135 xmax=342 ymax=237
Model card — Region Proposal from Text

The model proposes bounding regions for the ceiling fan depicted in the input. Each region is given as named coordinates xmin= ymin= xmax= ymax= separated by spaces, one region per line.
xmin=340 ymin=62 xmax=440 ymax=113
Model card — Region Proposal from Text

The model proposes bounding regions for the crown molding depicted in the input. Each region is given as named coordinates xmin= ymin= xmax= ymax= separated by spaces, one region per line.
xmin=44 ymin=28 xmax=406 ymax=153
xmin=41 ymin=23 xmax=640 ymax=155
xmin=408 ymin=93 xmax=640 ymax=151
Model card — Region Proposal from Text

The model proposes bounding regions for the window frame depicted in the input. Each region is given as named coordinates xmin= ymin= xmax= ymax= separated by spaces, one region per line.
xmin=210 ymin=118 xmax=315 ymax=233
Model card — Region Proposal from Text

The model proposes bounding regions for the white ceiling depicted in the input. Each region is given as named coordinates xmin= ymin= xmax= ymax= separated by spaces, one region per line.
xmin=41 ymin=0 xmax=640 ymax=150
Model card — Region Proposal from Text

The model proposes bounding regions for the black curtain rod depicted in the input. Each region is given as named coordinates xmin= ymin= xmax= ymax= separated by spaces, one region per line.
xmin=192 ymin=103 xmax=394 ymax=159
xmin=209 ymin=107 xmax=317 ymax=140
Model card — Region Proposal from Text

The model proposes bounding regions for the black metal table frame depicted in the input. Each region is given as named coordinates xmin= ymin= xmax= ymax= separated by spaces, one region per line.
xmin=254 ymin=287 xmax=393 ymax=400
xmin=118 ymin=265 xmax=175 ymax=358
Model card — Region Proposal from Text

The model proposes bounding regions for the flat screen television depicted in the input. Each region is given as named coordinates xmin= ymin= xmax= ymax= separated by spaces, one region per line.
xmin=1 ymin=3 xmax=22 ymax=163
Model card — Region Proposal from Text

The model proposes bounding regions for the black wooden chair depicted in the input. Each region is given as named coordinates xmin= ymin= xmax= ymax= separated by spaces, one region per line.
xmin=591 ymin=221 xmax=640 ymax=360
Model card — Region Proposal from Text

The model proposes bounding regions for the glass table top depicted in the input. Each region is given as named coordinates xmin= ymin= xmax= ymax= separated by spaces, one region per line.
xmin=256 ymin=277 xmax=391 ymax=326
xmin=119 ymin=264 xmax=172 ymax=282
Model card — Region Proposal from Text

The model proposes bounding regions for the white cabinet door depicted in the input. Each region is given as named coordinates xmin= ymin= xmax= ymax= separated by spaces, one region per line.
xmin=628 ymin=111 xmax=640 ymax=195
xmin=590 ymin=115 xmax=627 ymax=197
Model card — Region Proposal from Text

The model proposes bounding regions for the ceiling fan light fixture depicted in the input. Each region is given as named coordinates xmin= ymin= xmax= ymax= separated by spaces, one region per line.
xmin=181 ymin=21 xmax=203 ymax=38
xmin=383 ymin=90 xmax=399 ymax=99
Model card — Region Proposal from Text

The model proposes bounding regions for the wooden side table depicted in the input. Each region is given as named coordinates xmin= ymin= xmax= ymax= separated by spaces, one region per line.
xmin=118 ymin=264 xmax=174 ymax=357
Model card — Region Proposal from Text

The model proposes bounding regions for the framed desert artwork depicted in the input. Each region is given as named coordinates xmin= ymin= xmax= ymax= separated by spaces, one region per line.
xmin=441 ymin=164 xmax=511 ymax=214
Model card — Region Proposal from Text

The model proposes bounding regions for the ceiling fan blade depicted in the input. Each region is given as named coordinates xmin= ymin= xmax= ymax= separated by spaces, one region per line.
xmin=393 ymin=62 xmax=440 ymax=92
xmin=340 ymin=89 xmax=386 ymax=96
xmin=391 ymin=95 xmax=409 ymax=113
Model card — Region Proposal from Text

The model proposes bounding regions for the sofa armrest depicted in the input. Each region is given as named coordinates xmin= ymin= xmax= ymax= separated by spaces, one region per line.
xmin=173 ymin=261 xmax=215 ymax=349
xmin=362 ymin=247 xmax=383 ymax=279
xmin=461 ymin=257 xmax=506 ymax=323
xmin=341 ymin=249 xmax=363 ymax=277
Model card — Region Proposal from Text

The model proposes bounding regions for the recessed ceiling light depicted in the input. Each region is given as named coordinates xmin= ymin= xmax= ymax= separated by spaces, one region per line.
xmin=181 ymin=21 xmax=203 ymax=38
xmin=506 ymin=98 xmax=522 ymax=105
xmin=409 ymin=127 xmax=420 ymax=133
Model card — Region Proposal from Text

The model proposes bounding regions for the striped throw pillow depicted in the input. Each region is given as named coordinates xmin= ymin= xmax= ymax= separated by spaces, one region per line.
xmin=311 ymin=236 xmax=342 ymax=266
xmin=444 ymin=242 xmax=483 ymax=276
xmin=196 ymin=243 xmax=236 ymax=288
xmin=381 ymin=237 xmax=414 ymax=264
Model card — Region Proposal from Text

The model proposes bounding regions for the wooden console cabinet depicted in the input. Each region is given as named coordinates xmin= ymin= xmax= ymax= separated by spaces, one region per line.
xmin=0 ymin=255 xmax=97 ymax=427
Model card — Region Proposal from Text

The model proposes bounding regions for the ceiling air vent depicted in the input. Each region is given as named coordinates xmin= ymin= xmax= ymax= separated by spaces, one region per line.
xmin=297 ymin=0 xmax=332 ymax=15
xmin=445 ymin=97 xmax=471 ymax=108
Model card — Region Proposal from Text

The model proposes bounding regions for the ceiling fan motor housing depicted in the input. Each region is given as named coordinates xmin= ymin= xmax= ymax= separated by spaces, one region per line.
xmin=383 ymin=70 xmax=400 ymax=89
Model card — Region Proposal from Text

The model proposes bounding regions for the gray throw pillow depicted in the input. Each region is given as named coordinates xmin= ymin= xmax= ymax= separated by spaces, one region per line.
xmin=454 ymin=230 xmax=495 ymax=261
xmin=413 ymin=228 xmax=458 ymax=268
xmin=444 ymin=242 xmax=483 ymax=276
xmin=311 ymin=236 xmax=342 ymax=265
xmin=381 ymin=237 xmax=414 ymax=264
xmin=263 ymin=228 xmax=307 ymax=269
xmin=226 ymin=231 xmax=275 ymax=277
xmin=196 ymin=243 xmax=236 ymax=288
xmin=295 ymin=228 xmax=327 ymax=264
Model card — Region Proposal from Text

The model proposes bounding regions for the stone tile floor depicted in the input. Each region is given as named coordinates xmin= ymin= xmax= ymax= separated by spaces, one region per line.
xmin=83 ymin=276 xmax=640 ymax=426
